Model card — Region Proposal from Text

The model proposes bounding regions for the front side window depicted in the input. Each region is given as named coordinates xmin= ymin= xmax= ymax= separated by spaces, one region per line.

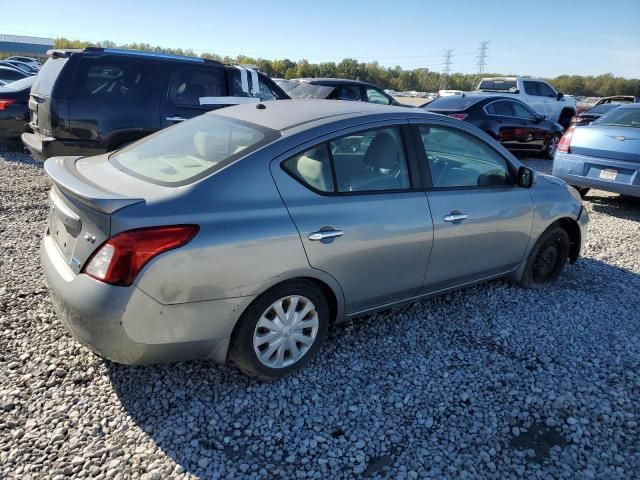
xmin=281 ymin=126 xmax=411 ymax=194
xmin=418 ymin=126 xmax=511 ymax=188
xmin=111 ymin=114 xmax=277 ymax=185
xmin=366 ymin=87 xmax=391 ymax=105
xmin=169 ymin=68 xmax=225 ymax=107
xmin=539 ymin=82 xmax=556 ymax=97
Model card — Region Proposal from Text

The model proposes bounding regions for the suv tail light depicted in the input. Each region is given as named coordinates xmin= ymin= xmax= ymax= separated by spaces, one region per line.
xmin=557 ymin=127 xmax=575 ymax=153
xmin=83 ymin=225 xmax=199 ymax=286
xmin=0 ymin=99 xmax=15 ymax=111
xmin=447 ymin=113 xmax=468 ymax=121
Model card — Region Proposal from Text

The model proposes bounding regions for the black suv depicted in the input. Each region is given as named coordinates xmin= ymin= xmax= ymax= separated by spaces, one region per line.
xmin=22 ymin=48 xmax=289 ymax=160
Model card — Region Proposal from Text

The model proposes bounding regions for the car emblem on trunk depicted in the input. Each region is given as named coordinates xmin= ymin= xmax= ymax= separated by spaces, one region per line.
xmin=83 ymin=233 xmax=96 ymax=243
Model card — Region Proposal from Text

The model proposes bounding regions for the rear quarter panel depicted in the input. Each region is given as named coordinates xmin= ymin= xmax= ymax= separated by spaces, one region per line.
xmin=110 ymin=144 xmax=343 ymax=311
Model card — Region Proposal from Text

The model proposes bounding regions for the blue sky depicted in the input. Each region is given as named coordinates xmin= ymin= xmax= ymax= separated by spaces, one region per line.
xmin=1 ymin=0 xmax=638 ymax=78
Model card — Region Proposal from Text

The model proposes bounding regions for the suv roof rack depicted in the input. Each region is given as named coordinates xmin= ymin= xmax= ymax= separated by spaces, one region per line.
xmin=47 ymin=47 xmax=223 ymax=65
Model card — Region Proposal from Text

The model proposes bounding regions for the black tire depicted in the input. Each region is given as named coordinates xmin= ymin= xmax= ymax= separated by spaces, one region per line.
xmin=558 ymin=110 xmax=575 ymax=130
xmin=572 ymin=186 xmax=590 ymax=198
xmin=520 ymin=225 xmax=570 ymax=289
xmin=229 ymin=280 xmax=329 ymax=380
xmin=543 ymin=133 xmax=561 ymax=159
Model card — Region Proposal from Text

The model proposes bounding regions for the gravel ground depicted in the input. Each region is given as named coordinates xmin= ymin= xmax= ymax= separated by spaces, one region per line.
xmin=1 ymin=151 xmax=639 ymax=479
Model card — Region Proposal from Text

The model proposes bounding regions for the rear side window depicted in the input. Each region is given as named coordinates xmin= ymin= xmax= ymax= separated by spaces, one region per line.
xmin=111 ymin=114 xmax=278 ymax=186
xmin=31 ymin=57 xmax=67 ymax=95
xmin=169 ymin=68 xmax=225 ymax=107
xmin=282 ymin=145 xmax=334 ymax=193
xmin=418 ymin=126 xmax=511 ymax=188
xmin=281 ymin=127 xmax=411 ymax=194
xmin=337 ymin=85 xmax=363 ymax=101
xmin=366 ymin=87 xmax=391 ymax=105
xmin=485 ymin=100 xmax=513 ymax=116
xmin=228 ymin=70 xmax=279 ymax=101
xmin=71 ymin=58 xmax=156 ymax=105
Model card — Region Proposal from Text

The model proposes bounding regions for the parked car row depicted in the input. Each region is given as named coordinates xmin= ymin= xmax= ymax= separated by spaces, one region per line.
xmin=0 ymin=56 xmax=40 ymax=84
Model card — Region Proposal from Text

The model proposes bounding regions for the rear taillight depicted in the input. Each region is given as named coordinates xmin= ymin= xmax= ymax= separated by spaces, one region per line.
xmin=557 ymin=127 xmax=575 ymax=153
xmin=83 ymin=225 xmax=199 ymax=286
xmin=447 ymin=113 xmax=468 ymax=121
xmin=0 ymin=99 xmax=15 ymax=111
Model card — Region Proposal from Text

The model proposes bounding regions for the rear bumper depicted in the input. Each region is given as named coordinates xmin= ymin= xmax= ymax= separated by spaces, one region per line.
xmin=22 ymin=131 xmax=107 ymax=161
xmin=552 ymin=152 xmax=640 ymax=198
xmin=41 ymin=234 xmax=254 ymax=365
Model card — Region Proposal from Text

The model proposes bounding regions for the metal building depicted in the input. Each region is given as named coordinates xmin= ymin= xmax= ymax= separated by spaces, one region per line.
xmin=0 ymin=34 xmax=53 ymax=58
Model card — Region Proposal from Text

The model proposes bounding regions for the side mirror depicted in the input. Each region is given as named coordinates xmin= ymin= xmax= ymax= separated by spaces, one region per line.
xmin=536 ymin=115 xmax=546 ymax=122
xmin=557 ymin=92 xmax=564 ymax=101
xmin=517 ymin=166 xmax=534 ymax=188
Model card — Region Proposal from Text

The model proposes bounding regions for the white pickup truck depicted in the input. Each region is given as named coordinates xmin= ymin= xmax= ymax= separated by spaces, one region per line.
xmin=475 ymin=77 xmax=576 ymax=129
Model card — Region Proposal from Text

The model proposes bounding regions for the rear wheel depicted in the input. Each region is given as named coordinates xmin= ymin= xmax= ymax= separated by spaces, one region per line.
xmin=543 ymin=133 xmax=561 ymax=159
xmin=572 ymin=186 xmax=590 ymax=198
xmin=520 ymin=225 xmax=570 ymax=288
xmin=229 ymin=280 xmax=329 ymax=380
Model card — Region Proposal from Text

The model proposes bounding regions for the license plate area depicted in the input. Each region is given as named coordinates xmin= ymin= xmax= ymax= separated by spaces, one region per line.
xmin=599 ymin=169 xmax=617 ymax=181
xmin=49 ymin=211 xmax=77 ymax=262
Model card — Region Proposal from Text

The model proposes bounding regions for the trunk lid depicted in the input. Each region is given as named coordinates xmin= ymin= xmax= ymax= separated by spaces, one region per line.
xmin=44 ymin=156 xmax=145 ymax=274
xmin=570 ymin=126 xmax=640 ymax=163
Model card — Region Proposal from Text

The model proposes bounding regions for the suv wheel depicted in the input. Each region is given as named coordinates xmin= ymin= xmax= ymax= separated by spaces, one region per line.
xmin=229 ymin=281 xmax=329 ymax=380
xmin=520 ymin=225 xmax=570 ymax=288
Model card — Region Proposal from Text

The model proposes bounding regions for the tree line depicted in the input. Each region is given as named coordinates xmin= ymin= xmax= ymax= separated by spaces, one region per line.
xmin=53 ymin=38 xmax=640 ymax=97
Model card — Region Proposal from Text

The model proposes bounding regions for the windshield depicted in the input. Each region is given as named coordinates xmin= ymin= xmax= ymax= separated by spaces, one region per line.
xmin=477 ymin=79 xmax=517 ymax=92
xmin=31 ymin=57 xmax=67 ymax=95
xmin=593 ymin=107 xmax=640 ymax=128
xmin=424 ymin=95 xmax=483 ymax=110
xmin=585 ymin=104 xmax=618 ymax=115
xmin=111 ymin=114 xmax=279 ymax=186
xmin=0 ymin=76 xmax=35 ymax=91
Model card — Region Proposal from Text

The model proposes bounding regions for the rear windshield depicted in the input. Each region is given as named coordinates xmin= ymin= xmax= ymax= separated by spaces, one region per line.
xmin=594 ymin=107 xmax=640 ymax=128
xmin=586 ymin=104 xmax=618 ymax=115
xmin=424 ymin=95 xmax=483 ymax=110
xmin=110 ymin=113 xmax=280 ymax=186
xmin=32 ymin=57 xmax=67 ymax=95
xmin=478 ymin=79 xmax=517 ymax=92
xmin=0 ymin=76 xmax=34 ymax=91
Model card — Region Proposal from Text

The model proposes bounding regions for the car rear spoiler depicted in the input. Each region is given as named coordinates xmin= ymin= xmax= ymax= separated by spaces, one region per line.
xmin=44 ymin=156 xmax=144 ymax=214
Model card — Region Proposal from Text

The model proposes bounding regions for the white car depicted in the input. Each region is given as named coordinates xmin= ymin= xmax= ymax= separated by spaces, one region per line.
xmin=476 ymin=77 xmax=576 ymax=129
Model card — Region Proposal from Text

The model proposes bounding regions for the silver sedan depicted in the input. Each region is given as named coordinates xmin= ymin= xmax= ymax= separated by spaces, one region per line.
xmin=41 ymin=100 xmax=588 ymax=380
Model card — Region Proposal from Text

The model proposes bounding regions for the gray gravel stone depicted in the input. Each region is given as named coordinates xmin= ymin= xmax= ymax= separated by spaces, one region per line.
xmin=0 ymin=151 xmax=639 ymax=479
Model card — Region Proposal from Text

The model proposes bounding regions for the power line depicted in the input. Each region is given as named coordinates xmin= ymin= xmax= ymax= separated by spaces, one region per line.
xmin=440 ymin=49 xmax=454 ymax=90
xmin=472 ymin=40 xmax=490 ymax=88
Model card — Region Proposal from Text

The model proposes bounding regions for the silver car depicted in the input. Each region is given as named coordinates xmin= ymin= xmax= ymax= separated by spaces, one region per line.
xmin=41 ymin=100 xmax=588 ymax=380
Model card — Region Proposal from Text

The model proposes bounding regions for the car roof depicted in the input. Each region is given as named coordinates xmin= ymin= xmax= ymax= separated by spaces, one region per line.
xmin=214 ymin=99 xmax=423 ymax=131
xmin=291 ymin=78 xmax=375 ymax=87
xmin=47 ymin=47 xmax=224 ymax=66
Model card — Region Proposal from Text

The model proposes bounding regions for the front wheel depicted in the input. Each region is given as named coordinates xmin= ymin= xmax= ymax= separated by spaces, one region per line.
xmin=229 ymin=280 xmax=329 ymax=380
xmin=520 ymin=225 xmax=570 ymax=288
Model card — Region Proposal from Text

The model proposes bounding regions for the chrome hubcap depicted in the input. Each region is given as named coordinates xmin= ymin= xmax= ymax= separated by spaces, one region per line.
xmin=253 ymin=295 xmax=319 ymax=369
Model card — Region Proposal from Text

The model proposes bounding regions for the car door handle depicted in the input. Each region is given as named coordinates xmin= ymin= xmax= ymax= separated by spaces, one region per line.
xmin=166 ymin=116 xmax=187 ymax=122
xmin=443 ymin=212 xmax=469 ymax=223
xmin=308 ymin=229 xmax=344 ymax=241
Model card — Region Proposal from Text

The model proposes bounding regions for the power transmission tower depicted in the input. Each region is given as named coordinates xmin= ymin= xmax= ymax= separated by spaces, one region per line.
xmin=472 ymin=41 xmax=490 ymax=89
xmin=440 ymin=49 xmax=454 ymax=91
